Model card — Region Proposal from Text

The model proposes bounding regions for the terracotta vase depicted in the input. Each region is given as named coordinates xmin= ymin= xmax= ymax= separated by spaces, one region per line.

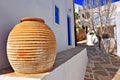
xmin=7 ymin=17 xmax=56 ymax=74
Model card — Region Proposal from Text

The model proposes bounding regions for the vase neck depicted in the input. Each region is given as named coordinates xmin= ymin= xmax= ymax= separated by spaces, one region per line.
xmin=20 ymin=17 xmax=45 ymax=23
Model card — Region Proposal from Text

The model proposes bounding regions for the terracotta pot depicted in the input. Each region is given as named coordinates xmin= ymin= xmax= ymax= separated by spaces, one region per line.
xmin=7 ymin=17 xmax=56 ymax=74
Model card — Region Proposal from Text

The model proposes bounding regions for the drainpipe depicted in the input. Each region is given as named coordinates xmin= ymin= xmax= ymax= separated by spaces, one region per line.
xmin=73 ymin=0 xmax=77 ymax=46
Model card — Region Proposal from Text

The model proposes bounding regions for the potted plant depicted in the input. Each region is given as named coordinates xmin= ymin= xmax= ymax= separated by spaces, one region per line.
xmin=87 ymin=30 xmax=94 ymax=46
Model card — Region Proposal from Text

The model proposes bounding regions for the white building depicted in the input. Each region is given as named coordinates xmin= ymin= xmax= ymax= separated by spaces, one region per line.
xmin=74 ymin=3 xmax=83 ymax=21
xmin=0 ymin=0 xmax=75 ymax=69
xmin=74 ymin=3 xmax=83 ymax=13
xmin=74 ymin=3 xmax=90 ymax=33
xmin=115 ymin=1 xmax=120 ymax=56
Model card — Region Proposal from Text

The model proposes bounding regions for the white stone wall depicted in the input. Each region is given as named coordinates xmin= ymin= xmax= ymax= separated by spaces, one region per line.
xmin=74 ymin=3 xmax=83 ymax=13
xmin=53 ymin=0 xmax=75 ymax=51
xmin=116 ymin=12 xmax=120 ymax=56
xmin=0 ymin=0 xmax=75 ymax=69
xmin=0 ymin=48 xmax=88 ymax=80
xmin=38 ymin=49 xmax=88 ymax=80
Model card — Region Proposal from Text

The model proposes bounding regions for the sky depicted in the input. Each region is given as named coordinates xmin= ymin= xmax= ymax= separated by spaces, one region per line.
xmin=74 ymin=0 xmax=120 ymax=5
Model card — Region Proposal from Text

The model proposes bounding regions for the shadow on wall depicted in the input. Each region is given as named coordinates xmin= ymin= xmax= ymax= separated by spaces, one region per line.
xmin=0 ymin=11 xmax=17 ymax=69
xmin=0 ymin=0 xmax=49 ymax=69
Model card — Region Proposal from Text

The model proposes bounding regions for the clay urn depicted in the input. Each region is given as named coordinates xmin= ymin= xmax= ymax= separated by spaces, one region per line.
xmin=7 ymin=17 xmax=56 ymax=74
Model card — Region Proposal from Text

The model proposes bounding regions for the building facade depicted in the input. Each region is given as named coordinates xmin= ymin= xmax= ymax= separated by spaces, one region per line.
xmin=0 ymin=0 xmax=75 ymax=69
xmin=74 ymin=3 xmax=90 ymax=32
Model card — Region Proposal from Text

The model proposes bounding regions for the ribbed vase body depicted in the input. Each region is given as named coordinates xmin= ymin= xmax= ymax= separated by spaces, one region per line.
xmin=7 ymin=17 xmax=56 ymax=74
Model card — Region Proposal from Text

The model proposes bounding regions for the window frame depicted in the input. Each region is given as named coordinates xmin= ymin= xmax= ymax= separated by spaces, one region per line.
xmin=55 ymin=5 xmax=60 ymax=24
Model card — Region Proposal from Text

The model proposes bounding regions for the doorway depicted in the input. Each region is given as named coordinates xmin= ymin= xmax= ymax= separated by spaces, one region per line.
xmin=67 ymin=15 xmax=72 ymax=45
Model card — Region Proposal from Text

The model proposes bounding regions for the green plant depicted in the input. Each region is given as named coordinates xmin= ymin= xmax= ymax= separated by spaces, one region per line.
xmin=89 ymin=31 xmax=94 ymax=35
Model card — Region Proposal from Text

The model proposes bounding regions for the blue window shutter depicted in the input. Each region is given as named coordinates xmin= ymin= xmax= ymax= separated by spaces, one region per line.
xmin=55 ymin=5 xmax=59 ymax=24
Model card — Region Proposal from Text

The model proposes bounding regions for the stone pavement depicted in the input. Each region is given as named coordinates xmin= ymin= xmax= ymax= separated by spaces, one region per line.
xmin=84 ymin=43 xmax=120 ymax=80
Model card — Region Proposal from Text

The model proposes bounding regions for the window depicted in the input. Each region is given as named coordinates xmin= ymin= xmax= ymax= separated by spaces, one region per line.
xmin=82 ymin=14 xmax=85 ymax=18
xmin=55 ymin=5 xmax=60 ymax=24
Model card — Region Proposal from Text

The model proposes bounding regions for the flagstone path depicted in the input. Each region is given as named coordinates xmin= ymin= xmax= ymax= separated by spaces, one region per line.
xmin=84 ymin=43 xmax=120 ymax=80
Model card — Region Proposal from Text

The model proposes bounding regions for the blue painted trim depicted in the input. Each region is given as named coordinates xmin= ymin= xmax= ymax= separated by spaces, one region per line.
xmin=55 ymin=5 xmax=60 ymax=24
xmin=67 ymin=15 xmax=72 ymax=45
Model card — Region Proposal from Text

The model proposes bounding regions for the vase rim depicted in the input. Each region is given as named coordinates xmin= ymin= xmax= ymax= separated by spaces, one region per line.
xmin=20 ymin=17 xmax=45 ymax=23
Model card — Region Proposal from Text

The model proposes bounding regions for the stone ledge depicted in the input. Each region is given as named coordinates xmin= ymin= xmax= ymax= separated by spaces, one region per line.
xmin=0 ymin=47 xmax=87 ymax=80
xmin=0 ymin=72 xmax=48 ymax=80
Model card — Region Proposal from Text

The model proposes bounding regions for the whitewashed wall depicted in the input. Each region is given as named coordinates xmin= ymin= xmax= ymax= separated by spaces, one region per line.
xmin=0 ymin=48 xmax=88 ymax=80
xmin=116 ymin=12 xmax=120 ymax=56
xmin=53 ymin=0 xmax=75 ymax=51
xmin=42 ymin=49 xmax=88 ymax=80
xmin=0 ymin=0 xmax=75 ymax=69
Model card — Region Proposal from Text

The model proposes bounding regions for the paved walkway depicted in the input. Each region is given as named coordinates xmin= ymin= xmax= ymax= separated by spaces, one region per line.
xmin=83 ymin=43 xmax=120 ymax=80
